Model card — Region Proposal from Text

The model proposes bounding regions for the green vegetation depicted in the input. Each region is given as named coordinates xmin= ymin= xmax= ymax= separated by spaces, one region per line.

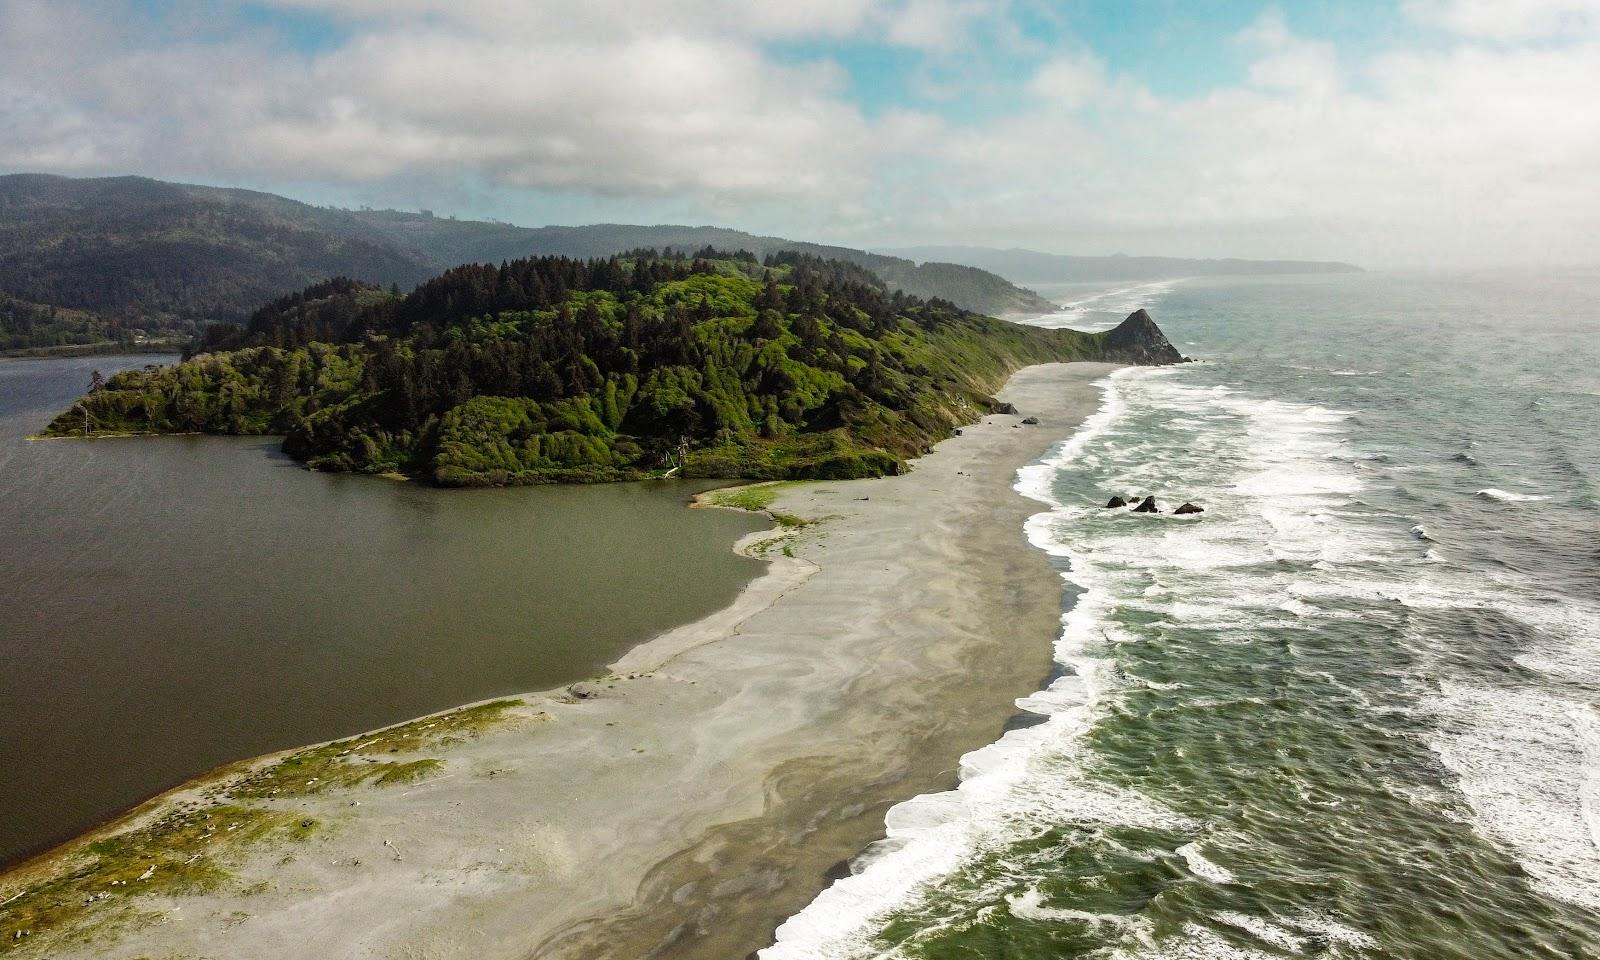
xmin=703 ymin=481 xmax=803 ymax=512
xmin=0 ymin=805 xmax=312 ymax=954
xmin=46 ymin=250 xmax=1171 ymax=486
xmin=0 ymin=174 xmax=433 ymax=353
xmin=0 ymin=173 xmax=1051 ymax=353
xmin=228 ymin=700 xmax=521 ymax=799
xmin=0 ymin=700 xmax=522 ymax=953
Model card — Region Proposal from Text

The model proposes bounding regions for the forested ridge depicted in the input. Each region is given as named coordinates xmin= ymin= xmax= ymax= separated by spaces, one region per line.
xmin=0 ymin=174 xmax=1053 ymax=353
xmin=46 ymin=250 xmax=1175 ymax=485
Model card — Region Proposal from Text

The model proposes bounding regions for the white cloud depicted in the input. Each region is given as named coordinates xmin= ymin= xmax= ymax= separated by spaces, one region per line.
xmin=2 ymin=0 xmax=1599 ymax=267
xmin=1029 ymin=53 xmax=1105 ymax=109
xmin=0 ymin=0 xmax=906 ymax=201
xmin=1405 ymin=0 xmax=1600 ymax=39
xmin=885 ymin=11 xmax=1600 ymax=267
xmin=880 ymin=0 xmax=997 ymax=51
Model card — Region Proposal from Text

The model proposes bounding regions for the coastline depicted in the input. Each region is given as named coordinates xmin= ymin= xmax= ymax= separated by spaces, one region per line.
xmin=1 ymin=361 xmax=1118 ymax=960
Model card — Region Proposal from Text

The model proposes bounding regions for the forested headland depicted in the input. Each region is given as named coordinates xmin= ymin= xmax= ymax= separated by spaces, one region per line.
xmin=45 ymin=250 xmax=1178 ymax=485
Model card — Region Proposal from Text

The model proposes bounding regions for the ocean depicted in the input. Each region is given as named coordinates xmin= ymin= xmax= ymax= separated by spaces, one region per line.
xmin=765 ymin=271 xmax=1600 ymax=959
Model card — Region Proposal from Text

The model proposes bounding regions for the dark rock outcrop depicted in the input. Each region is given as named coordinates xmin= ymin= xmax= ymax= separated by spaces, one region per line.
xmin=995 ymin=402 xmax=1019 ymax=415
xmin=1022 ymin=416 xmax=1040 ymax=425
xmin=1101 ymin=309 xmax=1185 ymax=365
xmin=1132 ymin=496 xmax=1159 ymax=513
xmin=1105 ymin=495 xmax=1127 ymax=508
xmin=1175 ymin=502 xmax=1204 ymax=515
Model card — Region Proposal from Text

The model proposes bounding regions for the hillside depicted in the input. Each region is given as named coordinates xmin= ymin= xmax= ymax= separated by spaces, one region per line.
xmin=346 ymin=212 xmax=1058 ymax=316
xmin=45 ymin=251 xmax=1179 ymax=486
xmin=884 ymin=245 xmax=1362 ymax=285
xmin=0 ymin=174 xmax=1053 ymax=352
xmin=0 ymin=175 xmax=436 ymax=350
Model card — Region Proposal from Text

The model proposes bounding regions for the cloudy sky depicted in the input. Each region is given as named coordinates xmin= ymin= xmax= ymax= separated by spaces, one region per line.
xmin=3 ymin=0 xmax=1598 ymax=268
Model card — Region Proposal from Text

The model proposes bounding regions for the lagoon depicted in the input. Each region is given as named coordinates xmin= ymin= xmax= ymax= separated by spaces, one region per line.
xmin=0 ymin=355 xmax=765 ymax=867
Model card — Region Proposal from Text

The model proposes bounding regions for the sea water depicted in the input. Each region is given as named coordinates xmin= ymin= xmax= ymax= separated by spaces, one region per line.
xmin=766 ymin=270 xmax=1600 ymax=959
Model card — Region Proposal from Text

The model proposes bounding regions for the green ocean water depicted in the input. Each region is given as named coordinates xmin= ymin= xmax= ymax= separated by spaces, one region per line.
xmin=765 ymin=271 xmax=1600 ymax=959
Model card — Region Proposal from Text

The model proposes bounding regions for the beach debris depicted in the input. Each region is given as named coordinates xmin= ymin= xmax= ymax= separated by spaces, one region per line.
xmin=1175 ymin=502 xmax=1204 ymax=515
xmin=1105 ymin=496 xmax=1128 ymax=508
xmin=1022 ymin=416 xmax=1040 ymax=425
xmin=137 ymin=864 xmax=155 ymax=882
xmin=1132 ymin=496 xmax=1160 ymax=514
xmin=384 ymin=839 xmax=404 ymax=862
xmin=952 ymin=428 xmax=963 ymax=436
xmin=568 ymin=682 xmax=598 ymax=700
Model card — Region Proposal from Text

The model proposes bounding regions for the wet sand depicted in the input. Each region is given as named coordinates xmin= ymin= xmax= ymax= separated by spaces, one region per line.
xmin=1 ymin=362 xmax=1116 ymax=960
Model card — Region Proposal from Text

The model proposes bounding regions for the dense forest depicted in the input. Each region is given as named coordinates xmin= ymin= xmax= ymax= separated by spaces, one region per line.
xmin=46 ymin=250 xmax=1179 ymax=485
xmin=0 ymin=174 xmax=1052 ymax=353
xmin=0 ymin=175 xmax=434 ymax=351
xmin=344 ymin=211 xmax=1059 ymax=315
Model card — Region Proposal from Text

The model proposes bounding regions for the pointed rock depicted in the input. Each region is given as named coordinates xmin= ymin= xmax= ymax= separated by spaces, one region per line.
xmin=1105 ymin=495 xmax=1127 ymax=508
xmin=1174 ymin=502 xmax=1204 ymax=515
xmin=1102 ymin=309 xmax=1184 ymax=365
xmin=1132 ymin=495 xmax=1159 ymax=513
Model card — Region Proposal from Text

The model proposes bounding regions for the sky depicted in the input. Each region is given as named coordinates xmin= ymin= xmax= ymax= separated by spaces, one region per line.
xmin=2 ymin=0 xmax=1598 ymax=268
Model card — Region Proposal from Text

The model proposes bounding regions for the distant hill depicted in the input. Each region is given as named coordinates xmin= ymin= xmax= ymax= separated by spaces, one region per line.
xmin=0 ymin=174 xmax=1052 ymax=353
xmin=0 ymin=174 xmax=437 ymax=352
xmin=882 ymin=245 xmax=1362 ymax=285
xmin=342 ymin=212 xmax=1056 ymax=316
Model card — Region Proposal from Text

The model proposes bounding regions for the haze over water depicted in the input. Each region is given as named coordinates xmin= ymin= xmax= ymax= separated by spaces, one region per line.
xmin=0 ymin=356 xmax=764 ymax=867
xmin=768 ymin=270 xmax=1600 ymax=959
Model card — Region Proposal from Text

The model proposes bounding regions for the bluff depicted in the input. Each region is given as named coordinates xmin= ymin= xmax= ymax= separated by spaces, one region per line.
xmin=45 ymin=251 xmax=1177 ymax=486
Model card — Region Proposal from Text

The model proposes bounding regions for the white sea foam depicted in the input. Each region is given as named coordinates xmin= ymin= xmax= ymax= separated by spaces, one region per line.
xmin=1111 ymin=924 xmax=1278 ymax=960
xmin=1283 ymin=914 xmax=1379 ymax=949
xmin=1176 ymin=841 xmax=1236 ymax=883
xmin=1004 ymin=886 xmax=1152 ymax=936
xmin=1428 ymin=683 xmax=1600 ymax=912
xmin=763 ymin=373 xmax=1187 ymax=960
xmin=769 ymin=344 xmax=1600 ymax=957
xmin=1475 ymin=487 xmax=1550 ymax=502
xmin=1015 ymin=280 xmax=1181 ymax=332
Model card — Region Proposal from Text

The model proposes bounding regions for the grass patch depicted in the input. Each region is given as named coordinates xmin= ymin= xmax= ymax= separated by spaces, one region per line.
xmin=0 ymin=806 xmax=308 ymax=952
xmin=228 ymin=699 xmax=520 ymax=799
xmin=703 ymin=481 xmax=795 ymax=512
xmin=374 ymin=759 xmax=443 ymax=786
xmin=0 ymin=699 xmax=524 ymax=953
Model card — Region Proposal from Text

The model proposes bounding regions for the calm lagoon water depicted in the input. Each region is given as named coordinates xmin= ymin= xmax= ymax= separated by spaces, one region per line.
xmin=0 ymin=355 xmax=765 ymax=867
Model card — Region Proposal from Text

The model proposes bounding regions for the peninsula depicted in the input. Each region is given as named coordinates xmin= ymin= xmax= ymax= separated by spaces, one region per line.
xmin=44 ymin=250 xmax=1179 ymax=484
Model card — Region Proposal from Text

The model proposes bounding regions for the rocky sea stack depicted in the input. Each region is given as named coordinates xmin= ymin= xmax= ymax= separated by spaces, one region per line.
xmin=1102 ymin=308 xmax=1185 ymax=365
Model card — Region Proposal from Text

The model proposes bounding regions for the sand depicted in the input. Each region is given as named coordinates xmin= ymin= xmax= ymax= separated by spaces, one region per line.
xmin=4 ymin=362 xmax=1117 ymax=960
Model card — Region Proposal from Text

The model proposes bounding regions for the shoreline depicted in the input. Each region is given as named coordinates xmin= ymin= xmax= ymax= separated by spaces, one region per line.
xmin=1 ymin=361 xmax=1118 ymax=960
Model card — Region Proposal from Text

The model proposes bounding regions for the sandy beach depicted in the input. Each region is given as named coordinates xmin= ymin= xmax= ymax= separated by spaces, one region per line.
xmin=1 ymin=361 xmax=1117 ymax=960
